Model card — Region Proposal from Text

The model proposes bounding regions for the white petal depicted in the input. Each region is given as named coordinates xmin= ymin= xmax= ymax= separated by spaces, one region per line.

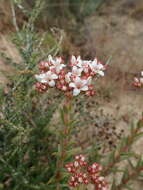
xmin=75 ymin=77 xmax=81 ymax=83
xmin=41 ymin=79 xmax=48 ymax=83
xmin=51 ymin=73 xmax=58 ymax=79
xmin=56 ymin=57 xmax=62 ymax=64
xmin=73 ymin=88 xmax=80 ymax=96
xmin=55 ymin=66 xmax=61 ymax=74
xmin=77 ymin=56 xmax=81 ymax=61
xmin=81 ymin=85 xmax=88 ymax=91
xmin=72 ymin=66 xmax=82 ymax=76
xmin=69 ymin=82 xmax=76 ymax=88
xmin=48 ymin=80 xmax=55 ymax=87
xmin=141 ymin=71 xmax=143 ymax=76
xmin=72 ymin=66 xmax=77 ymax=72
xmin=92 ymin=59 xmax=98 ymax=65
xmin=134 ymin=77 xmax=139 ymax=82
xmin=61 ymin=64 xmax=66 ymax=68
xmin=35 ymin=74 xmax=47 ymax=83
xmin=71 ymin=55 xmax=76 ymax=64
xmin=48 ymin=55 xmax=54 ymax=63
xmin=82 ymin=80 xmax=88 ymax=85
xmin=98 ymin=70 xmax=104 ymax=76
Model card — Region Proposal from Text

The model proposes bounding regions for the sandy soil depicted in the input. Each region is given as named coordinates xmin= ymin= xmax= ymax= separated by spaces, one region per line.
xmin=81 ymin=0 xmax=143 ymax=188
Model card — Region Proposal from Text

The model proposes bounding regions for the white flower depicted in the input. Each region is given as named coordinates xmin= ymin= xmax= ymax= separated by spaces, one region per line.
xmin=78 ymin=177 xmax=83 ymax=183
xmin=82 ymin=60 xmax=90 ymax=73
xmin=65 ymin=67 xmax=83 ymax=83
xmin=51 ymin=57 xmax=66 ymax=73
xmin=74 ymin=161 xmax=79 ymax=167
xmin=48 ymin=55 xmax=66 ymax=73
xmin=70 ymin=55 xmax=76 ymax=65
xmin=70 ymin=55 xmax=82 ymax=67
xmin=35 ymin=71 xmax=58 ymax=87
xmin=76 ymin=56 xmax=82 ymax=67
xmin=72 ymin=66 xmax=83 ymax=76
xmin=48 ymin=55 xmax=54 ymax=64
xmin=90 ymin=59 xmax=105 ymax=76
xmin=69 ymin=77 xmax=89 ymax=96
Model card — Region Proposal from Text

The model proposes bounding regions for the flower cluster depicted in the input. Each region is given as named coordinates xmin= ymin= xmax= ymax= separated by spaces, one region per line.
xmin=35 ymin=55 xmax=106 ymax=96
xmin=134 ymin=71 xmax=143 ymax=87
xmin=65 ymin=155 xmax=108 ymax=190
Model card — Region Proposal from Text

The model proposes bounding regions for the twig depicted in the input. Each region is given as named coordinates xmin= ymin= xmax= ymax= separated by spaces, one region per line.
xmin=23 ymin=112 xmax=37 ymax=128
xmin=10 ymin=0 xmax=19 ymax=33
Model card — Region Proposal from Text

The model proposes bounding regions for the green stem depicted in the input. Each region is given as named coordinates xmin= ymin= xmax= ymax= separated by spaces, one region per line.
xmin=56 ymin=96 xmax=72 ymax=190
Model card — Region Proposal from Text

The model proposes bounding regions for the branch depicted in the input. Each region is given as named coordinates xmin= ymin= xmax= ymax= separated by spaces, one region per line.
xmin=10 ymin=0 xmax=19 ymax=33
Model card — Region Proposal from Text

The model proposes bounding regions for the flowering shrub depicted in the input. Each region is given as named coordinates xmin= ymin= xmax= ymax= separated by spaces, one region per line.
xmin=65 ymin=155 xmax=108 ymax=190
xmin=34 ymin=55 xmax=108 ymax=190
xmin=35 ymin=55 xmax=106 ymax=96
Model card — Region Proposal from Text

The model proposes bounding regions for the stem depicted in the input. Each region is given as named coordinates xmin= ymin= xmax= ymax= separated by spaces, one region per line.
xmin=56 ymin=96 xmax=72 ymax=190
xmin=10 ymin=0 xmax=19 ymax=33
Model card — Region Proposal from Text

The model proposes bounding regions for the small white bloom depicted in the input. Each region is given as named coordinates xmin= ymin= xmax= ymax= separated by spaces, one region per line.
xmin=48 ymin=80 xmax=55 ymax=87
xmin=70 ymin=55 xmax=77 ymax=65
xmin=76 ymin=56 xmax=82 ymax=67
xmin=69 ymin=77 xmax=89 ymax=96
xmin=80 ymin=155 xmax=85 ymax=161
xmin=35 ymin=71 xmax=58 ymax=87
xmin=78 ymin=177 xmax=83 ymax=183
xmin=90 ymin=60 xmax=105 ymax=76
xmin=71 ymin=176 xmax=75 ymax=182
xmin=51 ymin=57 xmax=66 ymax=74
xmin=72 ymin=66 xmax=83 ymax=76
xmin=70 ymin=55 xmax=82 ymax=67
xmin=98 ymin=176 xmax=105 ymax=181
xmin=48 ymin=55 xmax=54 ymax=64
xmin=134 ymin=77 xmax=139 ymax=83
xmin=82 ymin=60 xmax=90 ymax=73
xmin=67 ymin=167 xmax=71 ymax=172
xmin=92 ymin=163 xmax=97 ymax=169
xmin=74 ymin=161 xmax=79 ymax=167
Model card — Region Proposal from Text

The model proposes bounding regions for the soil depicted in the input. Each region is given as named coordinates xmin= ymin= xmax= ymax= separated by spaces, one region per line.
xmin=80 ymin=0 xmax=143 ymax=188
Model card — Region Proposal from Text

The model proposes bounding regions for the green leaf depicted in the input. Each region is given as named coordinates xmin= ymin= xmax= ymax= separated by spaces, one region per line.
xmin=124 ymin=184 xmax=133 ymax=190
xmin=107 ymin=150 xmax=115 ymax=164
xmin=121 ymin=168 xmax=129 ymax=183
